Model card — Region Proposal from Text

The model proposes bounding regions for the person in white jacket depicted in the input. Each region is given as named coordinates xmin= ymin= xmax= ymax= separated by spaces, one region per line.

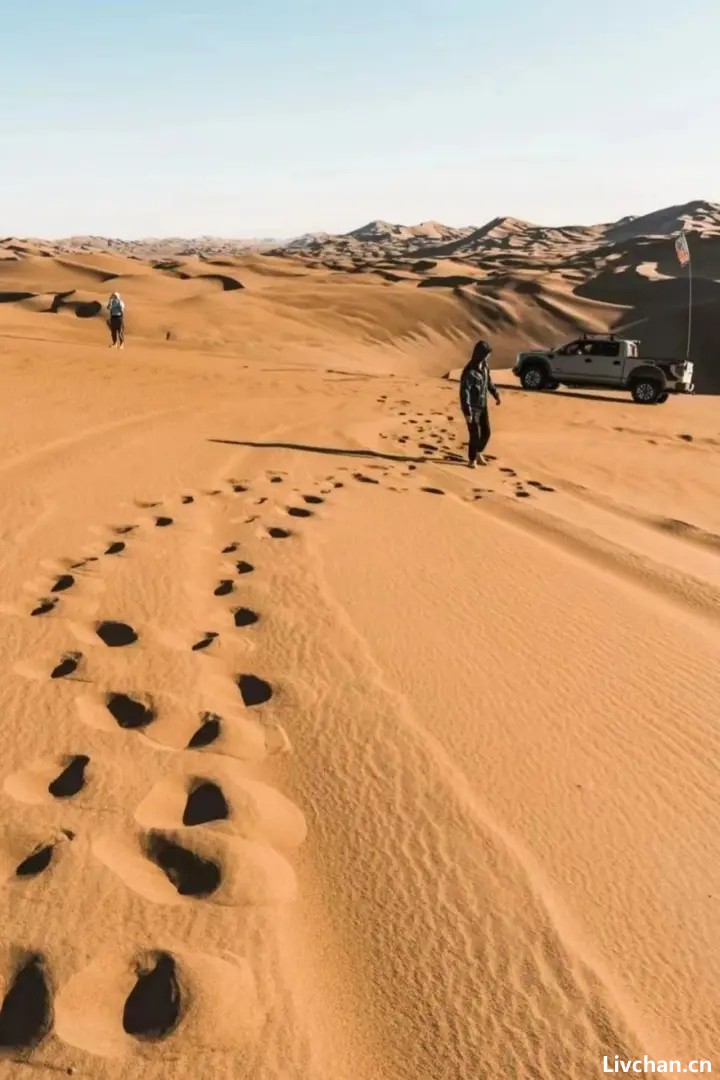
xmin=107 ymin=292 xmax=125 ymax=348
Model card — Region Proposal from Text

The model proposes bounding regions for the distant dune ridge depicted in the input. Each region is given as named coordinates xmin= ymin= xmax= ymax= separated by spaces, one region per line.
xmin=1 ymin=199 xmax=718 ymax=391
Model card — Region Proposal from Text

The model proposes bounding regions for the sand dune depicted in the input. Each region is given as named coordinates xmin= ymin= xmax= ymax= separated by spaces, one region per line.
xmin=2 ymin=199 xmax=718 ymax=387
xmin=0 ymin=203 xmax=718 ymax=1077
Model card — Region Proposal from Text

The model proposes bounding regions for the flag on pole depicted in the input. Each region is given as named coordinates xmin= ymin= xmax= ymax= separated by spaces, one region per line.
xmin=675 ymin=231 xmax=690 ymax=267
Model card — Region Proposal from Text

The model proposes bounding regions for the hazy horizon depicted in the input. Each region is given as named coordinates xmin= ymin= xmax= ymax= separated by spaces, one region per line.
xmin=3 ymin=0 xmax=718 ymax=238
xmin=5 ymin=195 xmax=717 ymax=244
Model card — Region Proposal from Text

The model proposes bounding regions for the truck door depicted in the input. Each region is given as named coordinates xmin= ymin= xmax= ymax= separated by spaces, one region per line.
xmin=555 ymin=339 xmax=589 ymax=379
xmin=586 ymin=339 xmax=622 ymax=382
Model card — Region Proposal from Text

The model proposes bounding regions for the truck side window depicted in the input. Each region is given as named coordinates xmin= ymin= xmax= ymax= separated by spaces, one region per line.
xmin=590 ymin=341 xmax=620 ymax=357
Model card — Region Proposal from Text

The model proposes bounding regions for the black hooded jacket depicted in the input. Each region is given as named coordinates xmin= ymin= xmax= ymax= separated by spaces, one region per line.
xmin=459 ymin=354 xmax=499 ymax=415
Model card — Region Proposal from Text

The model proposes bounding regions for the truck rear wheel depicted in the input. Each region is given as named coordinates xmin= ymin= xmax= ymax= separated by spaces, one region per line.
xmin=520 ymin=364 xmax=548 ymax=391
xmin=656 ymin=392 xmax=669 ymax=404
xmin=631 ymin=379 xmax=662 ymax=404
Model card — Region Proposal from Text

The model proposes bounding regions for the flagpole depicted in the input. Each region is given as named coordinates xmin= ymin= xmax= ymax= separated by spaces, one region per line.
xmin=686 ymin=233 xmax=692 ymax=361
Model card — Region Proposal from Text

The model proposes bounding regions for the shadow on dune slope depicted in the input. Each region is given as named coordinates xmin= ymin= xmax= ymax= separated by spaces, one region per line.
xmin=48 ymin=291 xmax=103 ymax=318
xmin=575 ymin=270 xmax=720 ymax=394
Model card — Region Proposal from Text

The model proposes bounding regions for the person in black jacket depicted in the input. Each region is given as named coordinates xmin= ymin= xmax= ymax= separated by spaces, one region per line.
xmin=459 ymin=339 xmax=501 ymax=467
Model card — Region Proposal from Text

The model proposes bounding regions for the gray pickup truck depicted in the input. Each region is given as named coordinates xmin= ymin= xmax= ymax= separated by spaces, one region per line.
xmin=513 ymin=334 xmax=695 ymax=404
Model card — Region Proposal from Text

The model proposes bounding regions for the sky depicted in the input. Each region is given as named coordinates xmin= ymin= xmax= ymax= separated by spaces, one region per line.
xmin=1 ymin=0 xmax=718 ymax=238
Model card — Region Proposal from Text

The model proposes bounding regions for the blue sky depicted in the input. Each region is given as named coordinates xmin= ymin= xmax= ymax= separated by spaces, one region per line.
xmin=2 ymin=0 xmax=717 ymax=237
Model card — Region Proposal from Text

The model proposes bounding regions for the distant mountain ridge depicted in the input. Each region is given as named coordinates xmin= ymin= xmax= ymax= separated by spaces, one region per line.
xmin=3 ymin=200 xmax=718 ymax=261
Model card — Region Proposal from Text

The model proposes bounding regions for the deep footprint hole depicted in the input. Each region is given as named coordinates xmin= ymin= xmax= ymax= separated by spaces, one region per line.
xmin=51 ymin=652 xmax=82 ymax=680
xmin=233 ymin=608 xmax=259 ymax=628
xmin=16 ymin=843 xmax=54 ymax=878
xmin=0 ymin=955 xmax=52 ymax=1051
xmin=287 ymin=507 xmax=312 ymax=518
xmin=51 ymin=574 xmax=74 ymax=593
xmin=155 ymin=517 xmax=173 ymax=528
xmin=31 ymin=598 xmax=57 ymax=617
xmin=237 ymin=674 xmax=273 ymax=707
xmin=123 ymin=952 xmax=181 ymax=1041
xmin=267 ymin=527 xmax=291 ymax=539
xmin=106 ymin=693 xmax=155 ymax=730
xmin=214 ymin=580 xmax=234 ymax=596
xmin=183 ymin=780 xmax=229 ymax=826
xmin=146 ymin=833 xmax=221 ymax=897
xmin=191 ymin=632 xmax=218 ymax=652
xmin=48 ymin=754 xmax=89 ymax=798
xmin=186 ymin=713 xmax=221 ymax=749
xmin=236 ymin=560 xmax=254 ymax=576
xmin=96 ymin=621 xmax=138 ymax=648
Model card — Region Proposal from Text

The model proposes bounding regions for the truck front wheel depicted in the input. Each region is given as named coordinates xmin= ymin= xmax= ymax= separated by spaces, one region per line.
xmin=631 ymin=379 xmax=663 ymax=404
xmin=520 ymin=364 xmax=548 ymax=391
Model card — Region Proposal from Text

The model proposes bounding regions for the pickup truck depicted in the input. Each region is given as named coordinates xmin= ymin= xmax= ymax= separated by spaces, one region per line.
xmin=512 ymin=334 xmax=695 ymax=404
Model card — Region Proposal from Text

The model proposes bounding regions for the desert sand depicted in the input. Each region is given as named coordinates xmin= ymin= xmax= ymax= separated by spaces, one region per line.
xmin=0 ymin=203 xmax=718 ymax=1079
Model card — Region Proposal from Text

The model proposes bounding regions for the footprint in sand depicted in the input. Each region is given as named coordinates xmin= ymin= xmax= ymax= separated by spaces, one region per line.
xmin=287 ymin=507 xmax=312 ymax=518
xmin=51 ymin=573 xmax=75 ymax=593
xmin=527 ymin=480 xmax=556 ymax=493
xmin=192 ymin=631 xmax=218 ymax=652
xmin=214 ymin=579 xmax=234 ymax=596
xmin=106 ymin=693 xmax=155 ymax=730
xmin=31 ymin=597 xmax=58 ymax=617
xmin=233 ymin=608 xmax=259 ymax=628
xmin=353 ymin=473 xmax=379 ymax=485
xmin=145 ymin=833 xmax=221 ymax=898
xmin=236 ymin=560 xmax=254 ymax=575
xmin=48 ymin=755 xmax=90 ymax=799
xmin=13 ymin=831 xmax=74 ymax=880
xmin=303 ymin=495 xmax=324 ymax=505
xmin=4 ymin=755 xmax=89 ymax=805
xmin=0 ymin=954 xmax=52 ymax=1052
xmin=237 ymin=674 xmax=273 ymax=708
xmin=51 ymin=652 xmax=83 ymax=680
xmin=69 ymin=558 xmax=95 ymax=571
xmin=421 ymin=487 xmax=445 ymax=496
xmin=267 ymin=527 xmax=291 ymax=539
xmin=113 ymin=524 xmax=137 ymax=536
xmin=122 ymin=952 xmax=181 ymax=1039
xmin=187 ymin=713 xmax=222 ymax=749
xmin=104 ymin=541 xmax=125 ymax=556
xmin=96 ymin=621 xmax=138 ymax=648
xmin=94 ymin=828 xmax=295 ymax=907
xmin=181 ymin=495 xmax=195 ymax=505
xmin=155 ymin=516 xmax=173 ymax=528
xmin=222 ymin=542 xmax=239 ymax=554
xmin=54 ymin=948 xmax=262 ymax=1055
xmin=182 ymin=781 xmax=229 ymax=826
